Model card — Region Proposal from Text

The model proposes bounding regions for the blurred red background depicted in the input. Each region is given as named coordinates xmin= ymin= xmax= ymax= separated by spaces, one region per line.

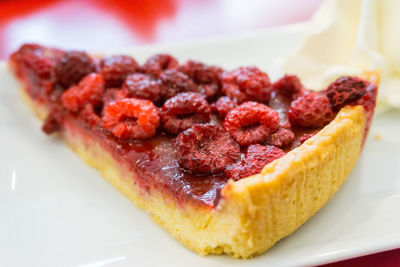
xmin=0 ymin=0 xmax=322 ymax=59
xmin=1 ymin=0 xmax=399 ymax=266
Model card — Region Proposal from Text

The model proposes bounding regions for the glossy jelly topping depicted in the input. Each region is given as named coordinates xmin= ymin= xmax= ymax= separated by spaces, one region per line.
xmin=10 ymin=44 xmax=377 ymax=208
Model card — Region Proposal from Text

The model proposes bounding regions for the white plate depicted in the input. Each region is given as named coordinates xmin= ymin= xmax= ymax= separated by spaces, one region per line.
xmin=1 ymin=24 xmax=400 ymax=267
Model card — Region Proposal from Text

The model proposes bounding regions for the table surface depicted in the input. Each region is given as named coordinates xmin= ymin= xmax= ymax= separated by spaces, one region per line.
xmin=1 ymin=0 xmax=399 ymax=266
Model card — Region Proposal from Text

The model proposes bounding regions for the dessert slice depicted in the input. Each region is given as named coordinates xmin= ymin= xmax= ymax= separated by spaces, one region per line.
xmin=9 ymin=44 xmax=378 ymax=258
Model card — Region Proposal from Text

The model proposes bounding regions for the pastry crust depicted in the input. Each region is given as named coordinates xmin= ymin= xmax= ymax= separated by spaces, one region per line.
xmin=16 ymin=68 xmax=377 ymax=258
xmin=20 ymin=88 xmax=366 ymax=258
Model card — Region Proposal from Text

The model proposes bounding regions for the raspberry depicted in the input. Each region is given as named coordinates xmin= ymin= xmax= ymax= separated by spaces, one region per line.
xmin=272 ymin=75 xmax=303 ymax=98
xmin=122 ymin=73 xmax=161 ymax=103
xmin=56 ymin=51 xmax=96 ymax=88
xmin=288 ymin=91 xmax=335 ymax=128
xmin=79 ymin=104 xmax=101 ymax=128
xmin=61 ymin=73 xmax=104 ymax=112
xmin=12 ymin=44 xmax=64 ymax=95
xmin=42 ymin=115 xmax=60 ymax=134
xmin=354 ymin=82 xmax=377 ymax=142
xmin=23 ymin=53 xmax=55 ymax=81
xmin=299 ymin=132 xmax=316 ymax=144
xmin=211 ymin=96 xmax=237 ymax=118
xmin=197 ymin=84 xmax=220 ymax=101
xmin=225 ymin=144 xmax=285 ymax=181
xmin=175 ymin=124 xmax=240 ymax=174
xmin=223 ymin=101 xmax=279 ymax=146
xmin=158 ymin=69 xmax=197 ymax=100
xmin=265 ymin=127 xmax=294 ymax=147
xmin=102 ymin=88 xmax=127 ymax=107
xmin=179 ymin=60 xmax=223 ymax=100
xmin=102 ymin=98 xmax=160 ymax=140
xmin=161 ymin=92 xmax=211 ymax=134
xmin=222 ymin=66 xmax=272 ymax=103
xmin=99 ymin=55 xmax=140 ymax=88
xmin=326 ymin=76 xmax=367 ymax=111
xmin=144 ymin=54 xmax=179 ymax=77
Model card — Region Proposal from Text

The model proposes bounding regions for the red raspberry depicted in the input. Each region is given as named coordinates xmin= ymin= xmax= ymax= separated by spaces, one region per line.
xmin=288 ymin=91 xmax=335 ymax=128
xmin=265 ymin=127 xmax=294 ymax=147
xmin=11 ymin=44 xmax=64 ymax=95
xmin=222 ymin=66 xmax=272 ymax=103
xmin=144 ymin=54 xmax=179 ymax=77
xmin=326 ymin=76 xmax=367 ymax=111
xmin=42 ymin=115 xmax=60 ymax=134
xmin=179 ymin=60 xmax=223 ymax=100
xmin=61 ymin=73 xmax=104 ymax=112
xmin=211 ymin=96 xmax=237 ymax=119
xmin=56 ymin=51 xmax=96 ymax=88
xmin=99 ymin=55 xmax=140 ymax=88
xmin=78 ymin=104 xmax=101 ymax=128
xmin=23 ymin=53 xmax=55 ymax=81
xmin=272 ymin=75 xmax=303 ymax=98
xmin=223 ymin=101 xmax=280 ymax=146
xmin=225 ymin=144 xmax=285 ymax=181
xmin=102 ymin=98 xmax=160 ymax=140
xmin=122 ymin=73 xmax=161 ymax=103
xmin=175 ymin=124 xmax=240 ymax=174
xmin=354 ymin=82 xmax=377 ymax=142
xmin=299 ymin=132 xmax=316 ymax=144
xmin=102 ymin=88 xmax=127 ymax=107
xmin=158 ymin=69 xmax=197 ymax=100
xmin=161 ymin=92 xmax=211 ymax=134
xmin=197 ymin=84 xmax=220 ymax=101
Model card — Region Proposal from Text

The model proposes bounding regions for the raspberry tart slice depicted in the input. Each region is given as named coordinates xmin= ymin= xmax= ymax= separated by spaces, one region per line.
xmin=9 ymin=44 xmax=378 ymax=258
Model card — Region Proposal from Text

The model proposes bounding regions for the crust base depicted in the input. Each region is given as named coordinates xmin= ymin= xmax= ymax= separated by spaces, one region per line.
xmin=20 ymin=86 xmax=366 ymax=258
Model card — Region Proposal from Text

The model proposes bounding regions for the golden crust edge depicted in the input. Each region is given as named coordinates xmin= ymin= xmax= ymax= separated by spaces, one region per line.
xmin=215 ymin=105 xmax=366 ymax=257
xmin=16 ymin=69 xmax=376 ymax=259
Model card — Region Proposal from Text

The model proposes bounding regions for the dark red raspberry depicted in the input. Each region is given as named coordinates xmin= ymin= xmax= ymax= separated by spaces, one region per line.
xmin=102 ymin=98 xmax=160 ymax=140
xmin=353 ymin=82 xmax=377 ymax=143
xmin=326 ymin=76 xmax=367 ymax=111
xmin=179 ymin=60 xmax=223 ymax=100
xmin=79 ymin=104 xmax=101 ymax=128
xmin=272 ymin=75 xmax=304 ymax=98
xmin=222 ymin=66 xmax=272 ymax=103
xmin=211 ymin=96 xmax=238 ymax=119
xmin=354 ymin=83 xmax=377 ymax=114
xmin=158 ymin=69 xmax=197 ymax=100
xmin=288 ymin=91 xmax=335 ymax=128
xmin=22 ymin=53 xmax=55 ymax=81
xmin=223 ymin=101 xmax=279 ymax=146
xmin=265 ymin=127 xmax=294 ymax=147
xmin=11 ymin=44 xmax=64 ymax=97
xmin=299 ymin=132 xmax=316 ymax=144
xmin=61 ymin=73 xmax=104 ymax=112
xmin=144 ymin=54 xmax=179 ymax=77
xmin=102 ymin=88 xmax=127 ymax=107
xmin=175 ymin=124 xmax=240 ymax=174
xmin=99 ymin=55 xmax=140 ymax=88
xmin=197 ymin=84 xmax=220 ymax=101
xmin=225 ymin=144 xmax=285 ymax=181
xmin=161 ymin=92 xmax=211 ymax=134
xmin=122 ymin=73 xmax=161 ymax=103
xmin=56 ymin=51 xmax=96 ymax=88
xmin=42 ymin=115 xmax=60 ymax=134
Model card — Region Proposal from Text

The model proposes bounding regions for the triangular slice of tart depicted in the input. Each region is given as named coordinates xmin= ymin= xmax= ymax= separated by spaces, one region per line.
xmin=9 ymin=44 xmax=378 ymax=258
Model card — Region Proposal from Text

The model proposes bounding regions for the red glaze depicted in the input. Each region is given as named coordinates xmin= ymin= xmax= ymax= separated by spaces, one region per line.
xmin=10 ymin=44 xmax=377 ymax=209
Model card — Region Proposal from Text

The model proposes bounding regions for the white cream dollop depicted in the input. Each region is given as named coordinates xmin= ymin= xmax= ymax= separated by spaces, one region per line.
xmin=282 ymin=0 xmax=400 ymax=113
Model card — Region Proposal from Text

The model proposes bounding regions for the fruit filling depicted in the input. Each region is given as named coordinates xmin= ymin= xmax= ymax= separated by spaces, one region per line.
xmin=9 ymin=44 xmax=377 ymax=208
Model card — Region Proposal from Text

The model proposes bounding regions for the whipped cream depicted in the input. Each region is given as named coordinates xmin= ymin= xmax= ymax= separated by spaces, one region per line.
xmin=282 ymin=0 xmax=400 ymax=113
